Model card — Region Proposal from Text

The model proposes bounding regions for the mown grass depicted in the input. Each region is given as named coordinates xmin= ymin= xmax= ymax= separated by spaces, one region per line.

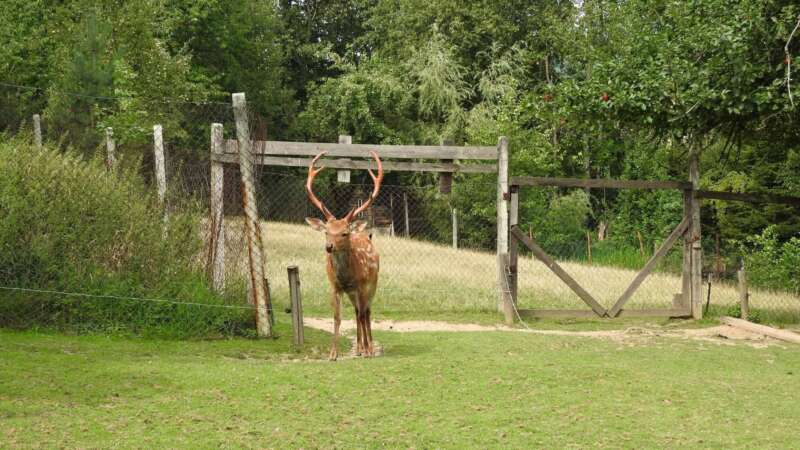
xmin=2 ymin=328 xmax=799 ymax=448
xmin=221 ymin=221 xmax=800 ymax=323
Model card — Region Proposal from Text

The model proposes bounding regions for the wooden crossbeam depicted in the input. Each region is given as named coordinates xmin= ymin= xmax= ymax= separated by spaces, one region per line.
xmin=510 ymin=226 xmax=606 ymax=317
xmin=606 ymin=218 xmax=690 ymax=318
xmin=224 ymin=139 xmax=498 ymax=160
xmin=211 ymin=153 xmax=497 ymax=173
xmin=511 ymin=176 xmax=691 ymax=190
xmin=517 ymin=308 xmax=690 ymax=319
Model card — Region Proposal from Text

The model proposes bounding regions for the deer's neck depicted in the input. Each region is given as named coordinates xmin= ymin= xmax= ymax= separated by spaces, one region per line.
xmin=331 ymin=247 xmax=355 ymax=290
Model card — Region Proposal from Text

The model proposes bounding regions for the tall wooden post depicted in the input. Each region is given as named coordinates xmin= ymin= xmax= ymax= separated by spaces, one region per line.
xmin=440 ymin=139 xmax=454 ymax=194
xmin=232 ymin=92 xmax=271 ymax=337
xmin=403 ymin=192 xmax=410 ymax=237
xmin=105 ymin=127 xmax=116 ymax=169
xmin=508 ymin=185 xmax=519 ymax=324
xmin=689 ymin=152 xmax=703 ymax=319
xmin=681 ymin=189 xmax=692 ymax=310
xmin=337 ymin=135 xmax=352 ymax=184
xmin=496 ymin=136 xmax=510 ymax=314
xmin=153 ymin=125 xmax=167 ymax=206
xmin=452 ymin=208 xmax=458 ymax=249
xmin=32 ymin=114 xmax=42 ymax=149
xmin=288 ymin=266 xmax=304 ymax=346
xmin=209 ymin=123 xmax=226 ymax=292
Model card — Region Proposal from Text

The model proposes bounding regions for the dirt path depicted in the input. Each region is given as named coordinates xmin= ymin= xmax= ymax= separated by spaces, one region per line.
xmin=304 ymin=317 xmax=776 ymax=346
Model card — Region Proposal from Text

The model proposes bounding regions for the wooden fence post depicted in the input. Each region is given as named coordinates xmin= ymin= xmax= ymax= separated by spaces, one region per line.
xmin=452 ymin=208 xmax=458 ymax=249
xmin=681 ymin=189 xmax=692 ymax=309
xmin=508 ymin=185 xmax=519 ymax=321
xmin=288 ymin=266 xmax=304 ymax=346
xmin=403 ymin=192 xmax=410 ymax=237
xmin=209 ymin=123 xmax=226 ymax=292
xmin=738 ymin=263 xmax=749 ymax=321
xmin=440 ymin=138 xmax=454 ymax=194
xmin=33 ymin=114 xmax=42 ymax=149
xmin=153 ymin=125 xmax=167 ymax=206
xmin=586 ymin=231 xmax=593 ymax=265
xmin=232 ymin=92 xmax=271 ymax=337
xmin=496 ymin=136 xmax=510 ymax=313
xmin=337 ymin=135 xmax=352 ymax=183
xmin=689 ymin=152 xmax=703 ymax=319
xmin=105 ymin=127 xmax=116 ymax=169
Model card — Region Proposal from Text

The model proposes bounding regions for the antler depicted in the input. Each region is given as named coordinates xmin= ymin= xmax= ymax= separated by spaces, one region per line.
xmin=306 ymin=151 xmax=334 ymax=220
xmin=346 ymin=151 xmax=384 ymax=221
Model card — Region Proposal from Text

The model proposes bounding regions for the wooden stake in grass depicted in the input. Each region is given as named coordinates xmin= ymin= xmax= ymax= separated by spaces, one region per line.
xmin=738 ymin=263 xmax=749 ymax=321
xmin=288 ymin=266 xmax=304 ymax=346
xmin=153 ymin=125 xmax=167 ymax=206
xmin=209 ymin=123 xmax=226 ymax=292
xmin=105 ymin=127 xmax=116 ymax=170
xmin=32 ymin=114 xmax=42 ymax=149
xmin=586 ymin=231 xmax=593 ymax=265
xmin=636 ymin=230 xmax=645 ymax=257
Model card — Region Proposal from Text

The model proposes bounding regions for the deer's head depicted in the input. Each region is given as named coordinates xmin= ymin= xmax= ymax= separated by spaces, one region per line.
xmin=305 ymin=151 xmax=383 ymax=254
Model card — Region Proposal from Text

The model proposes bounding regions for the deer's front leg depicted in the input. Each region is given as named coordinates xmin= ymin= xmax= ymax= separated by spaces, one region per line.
xmin=329 ymin=290 xmax=341 ymax=361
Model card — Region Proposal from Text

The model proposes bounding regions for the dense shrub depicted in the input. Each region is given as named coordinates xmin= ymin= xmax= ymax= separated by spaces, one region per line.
xmin=740 ymin=226 xmax=800 ymax=294
xmin=0 ymin=136 xmax=252 ymax=337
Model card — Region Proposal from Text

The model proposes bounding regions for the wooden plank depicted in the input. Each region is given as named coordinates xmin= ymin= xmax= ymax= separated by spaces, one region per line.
xmin=681 ymin=190 xmax=692 ymax=309
xmin=694 ymin=190 xmax=800 ymax=207
xmin=511 ymin=176 xmax=691 ymax=190
xmin=517 ymin=309 xmax=599 ymax=319
xmin=509 ymin=187 xmax=519 ymax=307
xmin=510 ymin=226 xmax=606 ymax=317
xmin=616 ymin=308 xmax=691 ymax=318
xmin=211 ymin=153 xmax=496 ymax=173
xmin=607 ymin=217 xmax=690 ymax=317
xmin=224 ymin=139 xmax=498 ymax=160
xmin=517 ymin=308 xmax=690 ymax=319
xmin=721 ymin=316 xmax=800 ymax=344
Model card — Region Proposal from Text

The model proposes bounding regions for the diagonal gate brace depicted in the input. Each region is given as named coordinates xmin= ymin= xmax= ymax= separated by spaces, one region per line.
xmin=510 ymin=226 xmax=607 ymax=317
xmin=606 ymin=217 xmax=690 ymax=318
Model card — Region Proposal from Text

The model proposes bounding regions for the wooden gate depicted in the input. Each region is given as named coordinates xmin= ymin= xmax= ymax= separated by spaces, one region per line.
xmin=503 ymin=176 xmax=699 ymax=319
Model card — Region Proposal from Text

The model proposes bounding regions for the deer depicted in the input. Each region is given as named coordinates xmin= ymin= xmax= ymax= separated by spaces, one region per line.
xmin=305 ymin=150 xmax=384 ymax=360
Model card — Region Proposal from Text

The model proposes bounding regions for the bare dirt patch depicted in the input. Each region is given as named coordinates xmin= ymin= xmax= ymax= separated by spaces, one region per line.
xmin=304 ymin=317 xmax=778 ymax=347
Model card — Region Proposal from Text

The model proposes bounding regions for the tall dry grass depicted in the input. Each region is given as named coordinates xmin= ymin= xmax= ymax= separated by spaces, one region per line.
xmin=220 ymin=220 xmax=800 ymax=317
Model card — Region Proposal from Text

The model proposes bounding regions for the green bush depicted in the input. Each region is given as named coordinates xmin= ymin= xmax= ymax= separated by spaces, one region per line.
xmin=740 ymin=226 xmax=800 ymax=294
xmin=0 ymin=136 xmax=252 ymax=337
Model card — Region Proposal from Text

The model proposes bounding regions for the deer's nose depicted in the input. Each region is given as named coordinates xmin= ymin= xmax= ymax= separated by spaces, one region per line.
xmin=325 ymin=243 xmax=334 ymax=253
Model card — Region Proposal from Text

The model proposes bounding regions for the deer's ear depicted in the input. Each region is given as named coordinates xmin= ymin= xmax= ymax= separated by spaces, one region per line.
xmin=349 ymin=220 xmax=368 ymax=233
xmin=305 ymin=217 xmax=326 ymax=232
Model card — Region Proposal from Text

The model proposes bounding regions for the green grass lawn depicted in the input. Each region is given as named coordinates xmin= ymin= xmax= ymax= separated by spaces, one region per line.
xmin=2 ymin=327 xmax=799 ymax=448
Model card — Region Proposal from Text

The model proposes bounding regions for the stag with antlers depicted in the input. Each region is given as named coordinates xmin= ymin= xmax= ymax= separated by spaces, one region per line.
xmin=305 ymin=151 xmax=384 ymax=360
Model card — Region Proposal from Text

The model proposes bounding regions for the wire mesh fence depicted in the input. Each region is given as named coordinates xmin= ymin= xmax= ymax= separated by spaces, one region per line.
xmin=2 ymin=83 xmax=799 ymax=335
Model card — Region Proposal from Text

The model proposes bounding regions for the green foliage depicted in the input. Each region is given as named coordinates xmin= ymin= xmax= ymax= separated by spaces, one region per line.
xmin=0 ymin=137 xmax=251 ymax=337
xmin=740 ymin=226 xmax=800 ymax=294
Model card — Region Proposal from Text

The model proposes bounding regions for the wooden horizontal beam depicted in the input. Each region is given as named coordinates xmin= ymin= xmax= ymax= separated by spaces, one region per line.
xmin=225 ymin=140 xmax=498 ymax=160
xmin=212 ymin=153 xmax=497 ymax=173
xmin=511 ymin=176 xmax=691 ymax=190
xmin=694 ymin=190 xmax=800 ymax=207
xmin=515 ymin=308 xmax=690 ymax=319
xmin=615 ymin=308 xmax=691 ymax=318
xmin=516 ymin=309 xmax=600 ymax=319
